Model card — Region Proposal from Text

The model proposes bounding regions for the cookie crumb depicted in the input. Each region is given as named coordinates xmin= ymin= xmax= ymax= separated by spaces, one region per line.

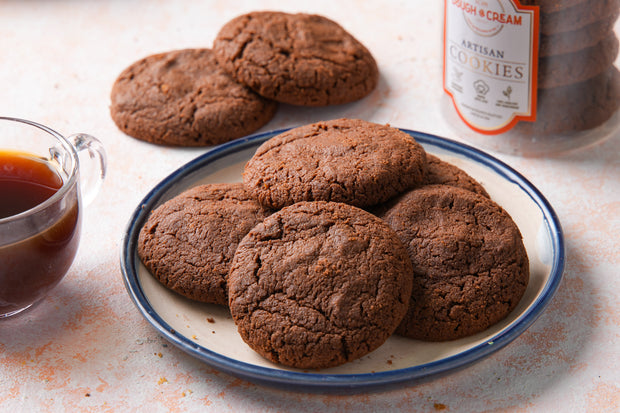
xmin=85 ymin=393 xmax=91 ymax=397
xmin=207 ymin=317 xmax=215 ymax=323
xmin=434 ymin=403 xmax=447 ymax=411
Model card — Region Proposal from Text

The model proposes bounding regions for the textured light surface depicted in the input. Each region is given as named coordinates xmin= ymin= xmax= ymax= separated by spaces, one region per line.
xmin=0 ymin=1 xmax=618 ymax=411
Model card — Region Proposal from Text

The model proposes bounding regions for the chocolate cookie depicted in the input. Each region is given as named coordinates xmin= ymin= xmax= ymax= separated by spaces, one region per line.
xmin=423 ymin=154 xmax=490 ymax=198
xmin=110 ymin=48 xmax=277 ymax=146
xmin=227 ymin=201 xmax=413 ymax=369
xmin=213 ymin=12 xmax=378 ymax=106
xmin=539 ymin=12 xmax=619 ymax=57
xmin=538 ymin=0 xmax=620 ymax=35
xmin=138 ymin=183 xmax=271 ymax=305
xmin=383 ymin=185 xmax=529 ymax=342
xmin=243 ymin=118 xmax=427 ymax=210
xmin=538 ymin=33 xmax=618 ymax=89
xmin=370 ymin=154 xmax=489 ymax=218
xmin=515 ymin=66 xmax=620 ymax=135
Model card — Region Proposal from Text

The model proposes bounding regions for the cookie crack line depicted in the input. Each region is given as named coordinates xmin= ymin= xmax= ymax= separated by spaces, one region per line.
xmin=300 ymin=51 xmax=367 ymax=74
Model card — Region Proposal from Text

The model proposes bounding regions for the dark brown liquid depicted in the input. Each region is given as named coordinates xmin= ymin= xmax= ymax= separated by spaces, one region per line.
xmin=0 ymin=151 xmax=80 ymax=315
xmin=0 ymin=151 xmax=63 ymax=218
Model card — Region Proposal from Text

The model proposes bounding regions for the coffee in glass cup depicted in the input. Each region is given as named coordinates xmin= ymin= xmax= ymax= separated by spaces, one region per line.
xmin=0 ymin=117 xmax=106 ymax=318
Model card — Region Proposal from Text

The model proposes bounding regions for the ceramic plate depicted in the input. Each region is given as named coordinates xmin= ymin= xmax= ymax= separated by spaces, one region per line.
xmin=120 ymin=128 xmax=564 ymax=391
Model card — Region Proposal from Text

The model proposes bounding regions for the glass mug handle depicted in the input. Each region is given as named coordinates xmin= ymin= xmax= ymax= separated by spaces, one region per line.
xmin=69 ymin=133 xmax=107 ymax=206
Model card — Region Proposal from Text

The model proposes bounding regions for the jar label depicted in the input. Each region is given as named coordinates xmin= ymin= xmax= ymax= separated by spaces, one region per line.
xmin=443 ymin=0 xmax=539 ymax=134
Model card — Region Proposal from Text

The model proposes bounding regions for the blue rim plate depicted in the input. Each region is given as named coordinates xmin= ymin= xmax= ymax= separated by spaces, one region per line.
xmin=120 ymin=128 xmax=564 ymax=391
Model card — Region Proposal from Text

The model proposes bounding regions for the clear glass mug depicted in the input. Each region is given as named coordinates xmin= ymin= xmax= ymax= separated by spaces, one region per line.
xmin=0 ymin=117 xmax=106 ymax=318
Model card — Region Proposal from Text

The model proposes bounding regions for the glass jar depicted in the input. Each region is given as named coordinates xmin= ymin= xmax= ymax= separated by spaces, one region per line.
xmin=442 ymin=0 xmax=619 ymax=157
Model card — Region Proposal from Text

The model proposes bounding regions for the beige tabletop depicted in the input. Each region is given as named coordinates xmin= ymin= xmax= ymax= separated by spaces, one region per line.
xmin=1 ymin=1 xmax=619 ymax=412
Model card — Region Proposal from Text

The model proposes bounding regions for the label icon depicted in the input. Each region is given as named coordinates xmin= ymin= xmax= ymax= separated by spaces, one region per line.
xmin=443 ymin=0 xmax=539 ymax=134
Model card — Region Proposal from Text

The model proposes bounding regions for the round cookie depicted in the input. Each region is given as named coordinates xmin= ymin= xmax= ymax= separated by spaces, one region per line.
xmin=423 ymin=154 xmax=490 ymax=198
xmin=213 ymin=12 xmax=378 ymax=106
xmin=243 ymin=118 xmax=427 ymax=210
xmin=227 ymin=201 xmax=413 ymax=369
xmin=539 ymin=12 xmax=619 ymax=57
xmin=383 ymin=185 xmax=529 ymax=342
xmin=515 ymin=66 xmax=620 ymax=135
xmin=138 ymin=183 xmax=271 ymax=305
xmin=110 ymin=48 xmax=277 ymax=146
xmin=538 ymin=33 xmax=619 ymax=89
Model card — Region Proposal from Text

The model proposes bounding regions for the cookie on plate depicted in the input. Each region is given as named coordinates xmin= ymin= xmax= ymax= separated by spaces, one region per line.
xmin=371 ymin=153 xmax=490 ymax=218
xmin=243 ymin=118 xmax=427 ymax=210
xmin=423 ymin=154 xmax=490 ymax=198
xmin=213 ymin=11 xmax=378 ymax=106
xmin=228 ymin=201 xmax=413 ymax=369
xmin=138 ymin=183 xmax=271 ymax=305
xmin=383 ymin=185 xmax=529 ymax=342
xmin=110 ymin=48 xmax=277 ymax=146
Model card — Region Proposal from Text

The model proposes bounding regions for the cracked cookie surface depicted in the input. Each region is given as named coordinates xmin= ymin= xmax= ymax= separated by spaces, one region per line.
xmin=383 ymin=185 xmax=529 ymax=342
xmin=213 ymin=11 xmax=378 ymax=106
xmin=243 ymin=118 xmax=427 ymax=210
xmin=138 ymin=183 xmax=271 ymax=305
xmin=227 ymin=201 xmax=413 ymax=369
xmin=423 ymin=154 xmax=490 ymax=198
xmin=110 ymin=48 xmax=277 ymax=146
xmin=519 ymin=0 xmax=587 ymax=13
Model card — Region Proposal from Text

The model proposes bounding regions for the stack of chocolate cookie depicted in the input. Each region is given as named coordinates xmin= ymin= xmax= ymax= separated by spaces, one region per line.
xmin=110 ymin=11 xmax=378 ymax=146
xmin=517 ymin=0 xmax=619 ymax=135
xmin=138 ymin=118 xmax=530 ymax=370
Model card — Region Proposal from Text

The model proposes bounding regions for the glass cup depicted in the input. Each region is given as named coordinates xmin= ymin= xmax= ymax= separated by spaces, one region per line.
xmin=0 ymin=116 xmax=106 ymax=318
